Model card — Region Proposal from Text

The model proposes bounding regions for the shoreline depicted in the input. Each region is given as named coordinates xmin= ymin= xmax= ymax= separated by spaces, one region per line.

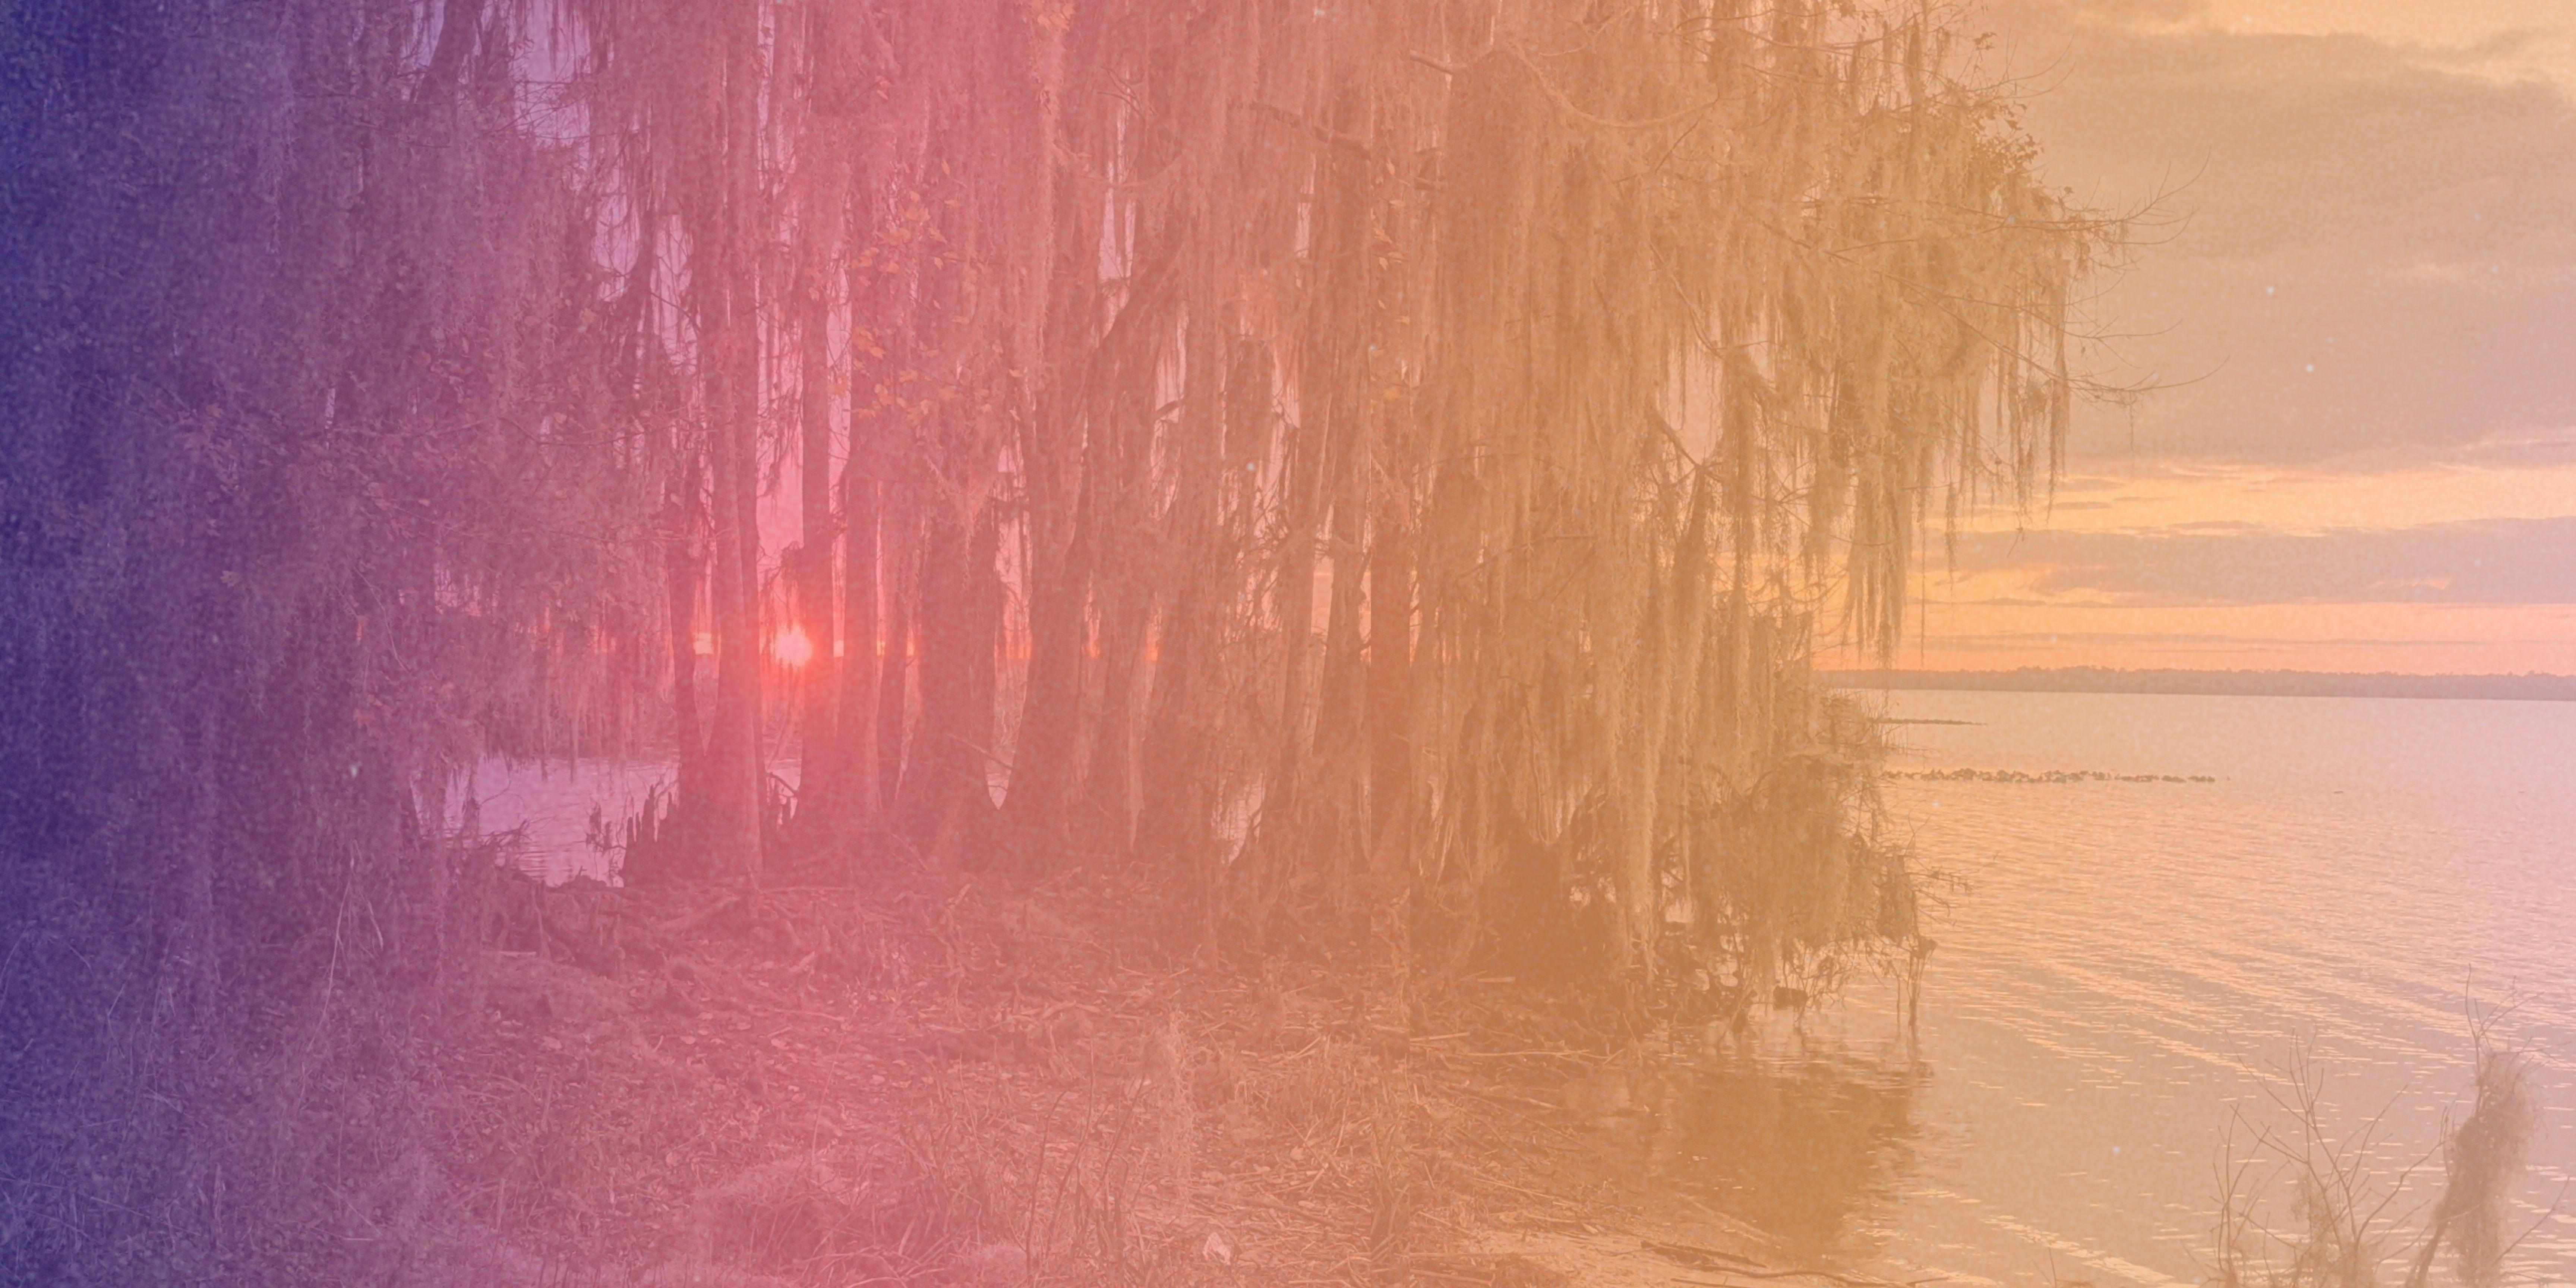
xmin=409 ymin=868 xmax=1917 ymax=1288
xmin=1824 ymin=667 xmax=2576 ymax=702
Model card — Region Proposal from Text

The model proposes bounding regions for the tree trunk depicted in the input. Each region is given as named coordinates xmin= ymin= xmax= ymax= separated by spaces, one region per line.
xmin=663 ymin=460 xmax=707 ymax=861
xmin=700 ymin=6 xmax=765 ymax=883
xmin=900 ymin=503 xmax=999 ymax=866
xmin=875 ymin=489 xmax=919 ymax=823
xmin=1000 ymin=146 xmax=1107 ymax=872
xmin=837 ymin=460 xmax=882 ymax=832
xmin=792 ymin=133 xmax=848 ymax=833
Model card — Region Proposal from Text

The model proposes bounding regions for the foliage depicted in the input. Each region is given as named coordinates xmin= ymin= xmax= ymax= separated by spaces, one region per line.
xmin=555 ymin=0 xmax=2112 ymax=1003
xmin=0 ymin=0 xmax=651 ymax=1278
xmin=0 ymin=0 xmax=2108 ymax=1278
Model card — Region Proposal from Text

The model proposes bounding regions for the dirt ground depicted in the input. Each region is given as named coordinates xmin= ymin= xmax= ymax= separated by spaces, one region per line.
xmin=385 ymin=866 xmax=1908 ymax=1288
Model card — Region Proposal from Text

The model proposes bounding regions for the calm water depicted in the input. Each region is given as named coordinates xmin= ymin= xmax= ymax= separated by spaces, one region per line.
xmin=1665 ymin=690 xmax=2576 ymax=1287
xmin=455 ymin=755 xmax=680 ymax=884
xmin=466 ymin=695 xmax=2576 ymax=1283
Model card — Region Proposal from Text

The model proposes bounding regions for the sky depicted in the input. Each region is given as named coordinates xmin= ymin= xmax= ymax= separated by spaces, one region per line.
xmin=1862 ymin=0 xmax=2576 ymax=673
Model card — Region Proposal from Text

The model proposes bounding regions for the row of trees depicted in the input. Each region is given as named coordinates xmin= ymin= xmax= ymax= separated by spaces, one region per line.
xmin=585 ymin=0 xmax=2108 ymax=988
xmin=2 ymin=0 xmax=632 ymax=1277
xmin=0 ymin=0 xmax=2104 ymax=1277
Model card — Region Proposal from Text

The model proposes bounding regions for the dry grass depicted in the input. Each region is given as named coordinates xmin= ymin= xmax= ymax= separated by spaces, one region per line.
xmin=408 ymin=873 xmax=1389 ymax=1284
xmin=2211 ymin=1020 xmax=2554 ymax=1288
xmin=388 ymin=861 xmax=1897 ymax=1288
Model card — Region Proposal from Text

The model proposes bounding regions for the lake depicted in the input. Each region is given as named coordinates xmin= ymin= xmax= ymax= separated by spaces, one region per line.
xmin=461 ymin=691 xmax=2576 ymax=1284
xmin=1666 ymin=689 xmax=2576 ymax=1286
xmin=454 ymin=754 xmax=678 ymax=885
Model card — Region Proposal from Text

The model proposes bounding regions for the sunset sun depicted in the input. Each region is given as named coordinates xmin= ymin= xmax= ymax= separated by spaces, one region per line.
xmin=770 ymin=626 xmax=813 ymax=668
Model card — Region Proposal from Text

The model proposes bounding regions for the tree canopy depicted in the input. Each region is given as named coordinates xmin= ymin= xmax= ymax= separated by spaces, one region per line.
xmin=0 ymin=0 xmax=2107 ymax=1278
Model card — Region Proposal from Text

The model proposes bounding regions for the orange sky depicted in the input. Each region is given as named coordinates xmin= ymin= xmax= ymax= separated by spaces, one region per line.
xmin=1879 ymin=0 xmax=2576 ymax=674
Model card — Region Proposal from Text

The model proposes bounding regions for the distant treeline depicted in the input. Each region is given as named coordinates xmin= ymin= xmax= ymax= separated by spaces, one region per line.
xmin=1827 ymin=669 xmax=2576 ymax=702
xmin=1887 ymin=768 xmax=2217 ymax=783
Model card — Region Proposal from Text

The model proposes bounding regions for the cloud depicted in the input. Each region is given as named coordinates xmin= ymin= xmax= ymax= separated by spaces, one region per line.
xmin=1936 ymin=516 xmax=2576 ymax=605
xmin=2421 ymin=30 xmax=2555 ymax=68
xmin=1980 ymin=1 xmax=2576 ymax=468
xmin=1899 ymin=630 xmax=2473 ymax=648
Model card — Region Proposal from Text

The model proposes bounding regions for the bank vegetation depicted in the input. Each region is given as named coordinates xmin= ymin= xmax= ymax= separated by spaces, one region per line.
xmin=0 ymin=0 xmax=2111 ymax=1280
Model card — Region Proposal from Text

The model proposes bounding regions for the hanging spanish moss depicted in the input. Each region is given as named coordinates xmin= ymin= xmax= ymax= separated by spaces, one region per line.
xmin=0 ymin=0 xmax=2111 ymax=1279
xmin=550 ymin=0 xmax=2112 ymax=999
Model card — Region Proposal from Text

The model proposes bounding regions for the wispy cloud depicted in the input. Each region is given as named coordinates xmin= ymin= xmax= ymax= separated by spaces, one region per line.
xmin=1931 ymin=517 xmax=2576 ymax=606
xmin=1985 ymin=0 xmax=2576 ymax=467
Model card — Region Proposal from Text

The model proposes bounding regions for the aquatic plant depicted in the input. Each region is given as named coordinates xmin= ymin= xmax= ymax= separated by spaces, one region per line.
xmin=2212 ymin=1022 xmax=2550 ymax=1288
xmin=2403 ymin=1029 xmax=2544 ymax=1288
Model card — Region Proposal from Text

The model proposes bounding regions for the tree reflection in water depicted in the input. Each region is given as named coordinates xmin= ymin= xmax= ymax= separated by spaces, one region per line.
xmin=1592 ymin=1021 xmax=1929 ymax=1265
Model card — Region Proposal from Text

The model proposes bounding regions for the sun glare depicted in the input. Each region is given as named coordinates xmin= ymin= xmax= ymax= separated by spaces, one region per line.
xmin=770 ymin=626 xmax=813 ymax=667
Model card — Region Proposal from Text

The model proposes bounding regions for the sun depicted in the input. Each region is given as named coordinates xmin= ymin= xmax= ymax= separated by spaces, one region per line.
xmin=771 ymin=626 xmax=814 ymax=667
